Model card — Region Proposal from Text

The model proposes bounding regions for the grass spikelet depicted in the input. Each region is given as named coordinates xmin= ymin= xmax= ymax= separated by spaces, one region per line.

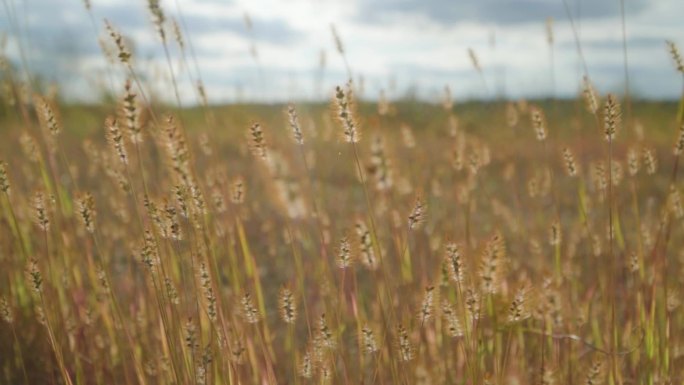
xmin=77 ymin=192 xmax=96 ymax=233
xmin=35 ymin=95 xmax=61 ymax=136
xmin=27 ymin=259 xmax=43 ymax=294
xmin=361 ymin=325 xmax=379 ymax=354
xmin=33 ymin=191 xmax=49 ymax=231
xmin=164 ymin=277 xmax=180 ymax=305
xmin=368 ymin=135 xmax=393 ymax=191
xmin=668 ymin=186 xmax=683 ymax=219
xmin=643 ymin=148 xmax=657 ymax=175
xmin=674 ymin=123 xmax=684 ymax=155
xmin=480 ymin=231 xmax=506 ymax=294
xmin=248 ymin=122 xmax=268 ymax=159
xmin=330 ymin=24 xmax=345 ymax=55
xmin=199 ymin=262 xmax=217 ymax=322
xmin=441 ymin=300 xmax=463 ymax=337
xmin=408 ymin=195 xmax=426 ymax=230
xmin=627 ymin=147 xmax=640 ymax=176
xmin=468 ymin=48 xmax=481 ymax=72
xmin=147 ymin=0 xmax=166 ymax=41
xmin=336 ymin=236 xmax=352 ymax=268
xmin=0 ymin=296 xmax=12 ymax=324
xmin=562 ymin=147 xmax=578 ymax=177
xmin=287 ymin=104 xmax=304 ymax=145
xmin=530 ymin=106 xmax=548 ymax=141
xmin=241 ymin=292 xmax=260 ymax=324
xmin=355 ymin=220 xmax=377 ymax=270
xmin=300 ymin=348 xmax=314 ymax=378
xmin=666 ymin=40 xmax=684 ymax=73
xmin=465 ymin=288 xmax=480 ymax=321
xmin=230 ymin=175 xmax=245 ymax=204
xmin=603 ymin=94 xmax=621 ymax=141
xmin=548 ymin=220 xmax=561 ymax=246
xmin=122 ymin=80 xmax=142 ymax=143
xmin=162 ymin=115 xmax=191 ymax=183
xmin=104 ymin=20 xmax=131 ymax=64
xmin=140 ymin=229 xmax=158 ymax=270
xmin=105 ymin=116 xmax=128 ymax=164
xmin=278 ymin=287 xmax=297 ymax=324
xmin=419 ymin=285 xmax=436 ymax=325
xmin=334 ymin=83 xmax=359 ymax=143
xmin=507 ymin=286 xmax=530 ymax=323
xmin=397 ymin=324 xmax=413 ymax=361
xmin=171 ymin=18 xmax=184 ymax=51
xmin=318 ymin=313 xmax=335 ymax=349
xmin=585 ymin=359 xmax=603 ymax=385
xmin=0 ymin=161 xmax=8 ymax=194
xmin=445 ymin=242 xmax=465 ymax=284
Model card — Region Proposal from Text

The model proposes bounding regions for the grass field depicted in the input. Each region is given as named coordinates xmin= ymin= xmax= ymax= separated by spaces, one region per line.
xmin=2 ymin=2 xmax=684 ymax=385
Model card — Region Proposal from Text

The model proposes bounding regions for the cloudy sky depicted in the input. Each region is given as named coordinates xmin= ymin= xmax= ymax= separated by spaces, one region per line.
xmin=1 ymin=0 xmax=682 ymax=103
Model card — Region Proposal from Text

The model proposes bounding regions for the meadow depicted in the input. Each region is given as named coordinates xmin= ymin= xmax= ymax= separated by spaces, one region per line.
xmin=1 ymin=3 xmax=684 ymax=385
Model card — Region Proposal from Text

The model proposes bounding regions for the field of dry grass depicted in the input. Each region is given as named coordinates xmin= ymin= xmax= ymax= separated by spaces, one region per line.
xmin=1 ymin=2 xmax=684 ymax=385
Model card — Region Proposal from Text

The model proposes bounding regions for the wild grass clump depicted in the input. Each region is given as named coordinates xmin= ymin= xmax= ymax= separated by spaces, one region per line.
xmin=1 ymin=4 xmax=684 ymax=385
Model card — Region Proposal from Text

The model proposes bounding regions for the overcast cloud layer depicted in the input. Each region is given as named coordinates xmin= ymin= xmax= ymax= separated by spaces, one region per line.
xmin=1 ymin=0 xmax=682 ymax=103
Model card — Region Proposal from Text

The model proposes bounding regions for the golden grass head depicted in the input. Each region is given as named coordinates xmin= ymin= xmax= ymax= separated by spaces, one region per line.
xmin=562 ymin=147 xmax=578 ymax=177
xmin=147 ymin=0 xmax=166 ymax=41
xmin=104 ymin=20 xmax=131 ymax=64
xmin=122 ymin=80 xmax=142 ymax=143
xmin=171 ymin=18 xmax=184 ymax=51
xmin=334 ymin=83 xmax=359 ymax=143
xmin=317 ymin=313 xmax=335 ymax=349
xmin=441 ymin=300 xmax=463 ymax=337
xmin=105 ymin=116 xmax=128 ymax=165
xmin=585 ymin=358 xmax=603 ymax=385
xmin=355 ymin=220 xmax=377 ymax=270
xmin=27 ymin=259 xmax=43 ymax=294
xmin=582 ymin=76 xmax=599 ymax=114
xmin=419 ymin=285 xmax=436 ymax=325
xmin=480 ymin=231 xmax=506 ymax=294
xmin=230 ymin=175 xmax=245 ymax=205
xmin=0 ymin=296 xmax=12 ymax=324
xmin=643 ymin=148 xmax=657 ymax=175
xmin=508 ymin=285 xmax=531 ymax=323
xmin=287 ymin=104 xmax=304 ymax=145
xmin=77 ymin=192 xmax=96 ymax=233
xmin=530 ymin=106 xmax=547 ymax=141
xmin=627 ymin=147 xmax=640 ymax=176
xmin=278 ymin=286 xmax=297 ymax=324
xmin=34 ymin=95 xmax=61 ymax=137
xmin=336 ymin=235 xmax=352 ymax=268
xmin=0 ymin=160 xmax=9 ymax=194
xmin=407 ymin=195 xmax=426 ymax=230
xmin=603 ymin=94 xmax=621 ymax=141
xmin=396 ymin=324 xmax=413 ymax=362
xmin=248 ymin=122 xmax=268 ymax=159
xmin=674 ymin=123 xmax=684 ymax=156
xmin=361 ymin=325 xmax=379 ymax=354
xmin=199 ymin=262 xmax=217 ymax=322
xmin=240 ymin=292 xmax=260 ymax=324
xmin=445 ymin=242 xmax=465 ymax=284
xmin=32 ymin=190 xmax=50 ymax=231
xmin=666 ymin=40 xmax=684 ymax=74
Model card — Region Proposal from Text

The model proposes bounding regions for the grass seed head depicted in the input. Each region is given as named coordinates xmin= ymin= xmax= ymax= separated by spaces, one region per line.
xmin=0 ymin=161 xmax=10 ymax=194
xmin=603 ymin=94 xmax=621 ymax=141
xmin=279 ymin=287 xmax=297 ymax=324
